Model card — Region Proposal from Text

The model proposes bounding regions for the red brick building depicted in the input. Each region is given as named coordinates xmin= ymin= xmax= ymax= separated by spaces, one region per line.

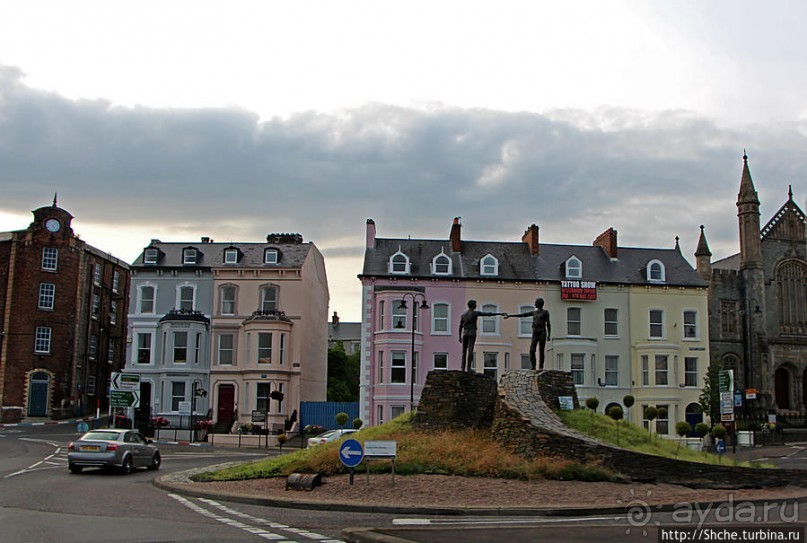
xmin=0 ymin=201 xmax=130 ymax=422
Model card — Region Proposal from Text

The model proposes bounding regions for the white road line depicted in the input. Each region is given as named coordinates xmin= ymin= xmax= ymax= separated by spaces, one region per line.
xmin=169 ymin=494 xmax=298 ymax=542
xmin=393 ymin=516 xmax=615 ymax=526
xmin=193 ymin=497 xmax=342 ymax=542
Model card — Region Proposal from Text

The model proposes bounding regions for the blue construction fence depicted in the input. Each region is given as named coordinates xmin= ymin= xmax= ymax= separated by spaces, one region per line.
xmin=299 ymin=401 xmax=359 ymax=432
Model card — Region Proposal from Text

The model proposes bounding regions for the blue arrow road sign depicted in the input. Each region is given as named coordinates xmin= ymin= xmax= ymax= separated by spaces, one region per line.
xmin=339 ymin=439 xmax=364 ymax=468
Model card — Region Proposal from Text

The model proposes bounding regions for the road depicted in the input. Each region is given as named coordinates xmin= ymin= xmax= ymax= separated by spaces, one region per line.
xmin=2 ymin=422 xmax=806 ymax=543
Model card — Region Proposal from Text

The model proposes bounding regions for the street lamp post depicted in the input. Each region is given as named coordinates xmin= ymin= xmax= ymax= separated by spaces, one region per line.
xmin=399 ymin=293 xmax=429 ymax=413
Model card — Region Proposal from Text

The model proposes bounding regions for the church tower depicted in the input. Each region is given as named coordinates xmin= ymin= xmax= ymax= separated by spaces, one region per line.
xmin=695 ymin=225 xmax=712 ymax=282
xmin=736 ymin=152 xmax=768 ymax=393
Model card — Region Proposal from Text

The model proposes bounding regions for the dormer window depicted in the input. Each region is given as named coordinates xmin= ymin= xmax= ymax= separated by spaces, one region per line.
xmin=264 ymin=248 xmax=279 ymax=264
xmin=144 ymin=248 xmax=159 ymax=265
xmin=432 ymin=252 xmax=452 ymax=275
xmin=224 ymin=248 xmax=239 ymax=264
xmin=389 ymin=251 xmax=410 ymax=274
xmin=647 ymin=260 xmax=666 ymax=283
xmin=183 ymin=248 xmax=198 ymax=265
xmin=565 ymin=256 xmax=582 ymax=279
xmin=480 ymin=254 xmax=498 ymax=276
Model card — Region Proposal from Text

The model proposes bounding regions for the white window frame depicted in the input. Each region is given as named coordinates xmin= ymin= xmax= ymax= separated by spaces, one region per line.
xmin=392 ymin=300 xmax=407 ymax=329
xmin=390 ymin=405 xmax=406 ymax=419
xmin=433 ymin=352 xmax=448 ymax=371
xmin=518 ymin=305 xmax=533 ymax=337
xmin=567 ymin=307 xmax=582 ymax=336
xmin=480 ymin=254 xmax=498 ymax=276
xmin=93 ymin=263 xmax=102 ymax=285
xmin=110 ymin=300 xmax=117 ymax=325
xmin=42 ymin=247 xmax=58 ymax=271
xmin=649 ymin=309 xmax=665 ymax=339
xmin=604 ymin=355 xmax=619 ymax=386
xmin=378 ymin=300 xmax=385 ymax=330
xmin=480 ymin=304 xmax=499 ymax=335
xmin=218 ymin=334 xmax=234 ymax=365
xmin=641 ymin=355 xmax=649 ymax=386
xmin=257 ymin=332 xmax=272 ymax=363
xmin=107 ymin=340 xmax=115 ymax=364
xmin=565 ymin=256 xmax=582 ymax=279
xmin=176 ymin=283 xmax=196 ymax=312
xmin=647 ymin=259 xmax=666 ymax=283
xmin=683 ymin=310 xmax=698 ymax=340
xmin=280 ymin=334 xmax=287 ymax=365
xmin=654 ymin=354 xmax=669 ymax=386
xmin=431 ymin=302 xmax=450 ymax=334
xmin=136 ymin=332 xmax=153 ymax=364
xmin=604 ymin=308 xmax=618 ymax=337
xmin=173 ymin=331 xmax=188 ymax=364
xmin=35 ymin=326 xmax=52 ymax=353
xmin=86 ymin=376 xmax=96 ymax=396
xmin=431 ymin=253 xmax=452 ymax=275
xmin=144 ymin=248 xmax=159 ymax=264
xmin=220 ymin=285 xmax=236 ymax=315
xmin=38 ymin=283 xmax=55 ymax=310
xmin=571 ymin=353 xmax=585 ymax=385
xmin=88 ymin=334 xmax=97 ymax=360
xmin=224 ymin=248 xmax=239 ymax=264
xmin=483 ymin=352 xmax=498 ymax=379
xmin=112 ymin=271 xmax=120 ymax=293
xmin=264 ymin=248 xmax=279 ymax=264
xmin=260 ymin=285 xmax=278 ymax=312
xmin=389 ymin=251 xmax=410 ymax=274
xmin=684 ymin=357 xmax=698 ymax=387
xmin=183 ymin=248 xmax=197 ymax=265
xmin=91 ymin=294 xmax=100 ymax=319
xmin=377 ymin=351 xmax=384 ymax=384
xmin=391 ymin=351 xmax=406 ymax=383
xmin=171 ymin=382 xmax=186 ymax=412
xmin=138 ymin=284 xmax=156 ymax=314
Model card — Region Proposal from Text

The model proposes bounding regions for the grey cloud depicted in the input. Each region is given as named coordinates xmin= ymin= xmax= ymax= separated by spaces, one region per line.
xmin=1 ymin=65 xmax=805 ymax=265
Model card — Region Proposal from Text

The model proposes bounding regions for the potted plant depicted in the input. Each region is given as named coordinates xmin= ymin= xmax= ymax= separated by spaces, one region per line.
xmin=195 ymin=419 xmax=214 ymax=441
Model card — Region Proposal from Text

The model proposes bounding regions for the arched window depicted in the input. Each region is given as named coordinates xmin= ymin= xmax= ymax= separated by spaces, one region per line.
xmin=776 ymin=260 xmax=807 ymax=334
xmin=432 ymin=253 xmax=452 ymax=275
xmin=565 ymin=256 xmax=582 ymax=279
xmin=647 ymin=260 xmax=666 ymax=283
xmin=389 ymin=251 xmax=410 ymax=274
xmin=264 ymin=248 xmax=280 ymax=264
xmin=480 ymin=254 xmax=498 ymax=276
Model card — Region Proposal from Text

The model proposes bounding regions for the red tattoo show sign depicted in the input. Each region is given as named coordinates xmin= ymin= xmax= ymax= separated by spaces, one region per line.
xmin=561 ymin=280 xmax=597 ymax=300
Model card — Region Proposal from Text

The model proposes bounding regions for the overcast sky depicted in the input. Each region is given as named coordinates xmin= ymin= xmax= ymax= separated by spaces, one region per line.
xmin=1 ymin=1 xmax=805 ymax=321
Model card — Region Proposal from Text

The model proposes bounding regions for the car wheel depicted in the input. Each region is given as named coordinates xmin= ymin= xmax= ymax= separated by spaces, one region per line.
xmin=147 ymin=452 xmax=161 ymax=471
xmin=69 ymin=464 xmax=83 ymax=474
xmin=120 ymin=455 xmax=133 ymax=475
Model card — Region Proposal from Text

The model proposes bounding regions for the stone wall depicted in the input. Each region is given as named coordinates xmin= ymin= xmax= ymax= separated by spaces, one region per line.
xmin=416 ymin=369 xmax=807 ymax=489
xmin=413 ymin=370 xmax=498 ymax=431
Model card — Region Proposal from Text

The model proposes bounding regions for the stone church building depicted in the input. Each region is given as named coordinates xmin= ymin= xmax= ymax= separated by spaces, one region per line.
xmin=697 ymin=154 xmax=807 ymax=413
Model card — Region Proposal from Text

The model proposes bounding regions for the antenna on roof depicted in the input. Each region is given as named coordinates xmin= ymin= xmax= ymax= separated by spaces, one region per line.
xmin=52 ymin=192 xmax=58 ymax=207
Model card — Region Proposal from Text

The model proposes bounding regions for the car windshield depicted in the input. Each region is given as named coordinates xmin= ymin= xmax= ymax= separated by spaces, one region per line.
xmin=81 ymin=431 xmax=121 ymax=441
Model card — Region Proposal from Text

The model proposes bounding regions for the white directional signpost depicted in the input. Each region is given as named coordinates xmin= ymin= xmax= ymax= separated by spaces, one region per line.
xmin=339 ymin=438 xmax=364 ymax=485
xmin=365 ymin=440 xmax=398 ymax=487
xmin=110 ymin=372 xmax=141 ymax=429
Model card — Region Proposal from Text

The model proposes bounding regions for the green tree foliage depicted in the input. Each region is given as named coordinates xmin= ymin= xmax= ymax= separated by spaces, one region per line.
xmin=585 ymin=397 xmax=599 ymax=413
xmin=327 ymin=341 xmax=360 ymax=402
xmin=335 ymin=412 xmax=349 ymax=428
xmin=699 ymin=355 xmax=725 ymax=423
xmin=694 ymin=422 xmax=710 ymax=438
xmin=352 ymin=418 xmax=364 ymax=430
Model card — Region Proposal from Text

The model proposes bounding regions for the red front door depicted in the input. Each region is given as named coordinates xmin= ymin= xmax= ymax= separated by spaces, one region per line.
xmin=217 ymin=385 xmax=235 ymax=424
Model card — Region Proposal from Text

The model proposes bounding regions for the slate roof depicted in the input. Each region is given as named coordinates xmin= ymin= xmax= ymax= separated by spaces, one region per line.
xmin=131 ymin=241 xmax=313 ymax=269
xmin=362 ymin=237 xmax=707 ymax=287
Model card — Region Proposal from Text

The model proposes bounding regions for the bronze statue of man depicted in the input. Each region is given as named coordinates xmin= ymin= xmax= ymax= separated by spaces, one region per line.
xmin=459 ymin=300 xmax=504 ymax=372
xmin=506 ymin=297 xmax=551 ymax=370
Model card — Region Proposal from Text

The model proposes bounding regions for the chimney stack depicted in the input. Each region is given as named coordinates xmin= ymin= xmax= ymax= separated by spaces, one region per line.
xmin=366 ymin=219 xmax=376 ymax=249
xmin=594 ymin=228 xmax=618 ymax=258
xmin=522 ymin=224 xmax=540 ymax=256
xmin=450 ymin=217 xmax=462 ymax=252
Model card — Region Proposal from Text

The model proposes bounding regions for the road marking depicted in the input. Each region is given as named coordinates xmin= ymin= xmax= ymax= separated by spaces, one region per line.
xmin=393 ymin=516 xmax=614 ymax=526
xmin=171 ymin=495 xmax=342 ymax=542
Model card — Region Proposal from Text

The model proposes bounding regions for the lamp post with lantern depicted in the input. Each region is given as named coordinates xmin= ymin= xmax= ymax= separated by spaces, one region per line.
xmin=398 ymin=292 xmax=429 ymax=413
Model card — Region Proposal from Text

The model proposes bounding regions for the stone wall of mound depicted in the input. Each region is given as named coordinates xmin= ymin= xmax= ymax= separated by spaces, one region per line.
xmin=415 ymin=369 xmax=807 ymax=489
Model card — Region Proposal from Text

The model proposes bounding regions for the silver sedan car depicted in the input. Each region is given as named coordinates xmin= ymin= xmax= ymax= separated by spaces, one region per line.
xmin=68 ymin=429 xmax=161 ymax=474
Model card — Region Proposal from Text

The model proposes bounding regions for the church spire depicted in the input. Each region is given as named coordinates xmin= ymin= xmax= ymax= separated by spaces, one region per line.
xmin=52 ymin=192 xmax=58 ymax=207
xmin=737 ymin=151 xmax=763 ymax=270
xmin=695 ymin=225 xmax=712 ymax=281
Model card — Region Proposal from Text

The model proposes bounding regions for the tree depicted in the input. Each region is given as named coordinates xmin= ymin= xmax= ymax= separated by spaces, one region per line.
xmin=607 ymin=404 xmax=624 ymax=445
xmin=675 ymin=422 xmax=692 ymax=455
xmin=327 ymin=342 xmax=360 ymax=402
xmin=623 ymin=395 xmax=635 ymax=422
xmin=335 ymin=412 xmax=349 ymax=428
xmin=699 ymin=355 xmax=725 ymax=424
xmin=352 ymin=418 xmax=364 ymax=430
xmin=585 ymin=397 xmax=599 ymax=414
